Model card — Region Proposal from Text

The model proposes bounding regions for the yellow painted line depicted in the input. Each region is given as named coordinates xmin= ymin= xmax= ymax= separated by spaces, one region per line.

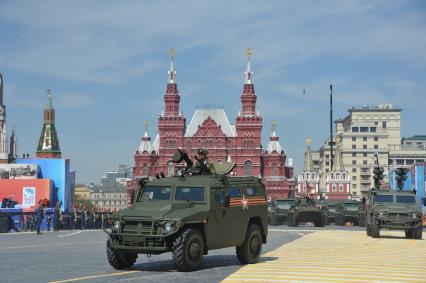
xmin=49 ymin=271 xmax=140 ymax=283
xmin=223 ymin=230 xmax=426 ymax=283
xmin=0 ymin=241 xmax=104 ymax=250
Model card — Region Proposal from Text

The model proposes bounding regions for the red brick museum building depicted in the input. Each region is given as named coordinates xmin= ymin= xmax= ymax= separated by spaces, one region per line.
xmin=127 ymin=50 xmax=295 ymax=200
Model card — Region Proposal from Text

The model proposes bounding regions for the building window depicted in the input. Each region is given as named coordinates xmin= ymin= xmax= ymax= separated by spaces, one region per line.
xmin=352 ymin=176 xmax=357 ymax=180
xmin=143 ymin=164 xmax=149 ymax=176
xmin=332 ymin=184 xmax=337 ymax=192
xmin=339 ymin=184 xmax=344 ymax=192
xmin=374 ymin=145 xmax=379 ymax=149
xmin=326 ymin=162 xmax=329 ymax=166
xmin=352 ymin=144 xmax=356 ymax=149
xmin=167 ymin=161 xmax=174 ymax=176
xmin=352 ymin=168 xmax=356 ymax=173
xmin=363 ymin=160 xmax=368 ymax=165
xmin=363 ymin=153 xmax=367 ymax=157
xmin=363 ymin=144 xmax=367 ymax=149
xmin=370 ymin=127 xmax=376 ymax=132
xmin=326 ymin=154 xmax=329 ymax=159
xmin=360 ymin=127 xmax=369 ymax=132
xmin=352 ymin=127 xmax=359 ymax=132
xmin=352 ymin=184 xmax=357 ymax=189
xmin=352 ymin=160 xmax=356 ymax=165
xmin=374 ymin=137 xmax=378 ymax=142
xmin=352 ymin=152 xmax=356 ymax=157
xmin=352 ymin=137 xmax=356 ymax=142
xmin=382 ymin=121 xmax=387 ymax=129
xmin=363 ymin=137 xmax=367 ymax=142
xmin=244 ymin=160 xmax=253 ymax=176
xmin=272 ymin=162 xmax=278 ymax=176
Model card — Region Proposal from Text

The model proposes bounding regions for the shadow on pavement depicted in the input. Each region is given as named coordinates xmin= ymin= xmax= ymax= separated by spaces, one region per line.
xmin=132 ymin=255 xmax=278 ymax=272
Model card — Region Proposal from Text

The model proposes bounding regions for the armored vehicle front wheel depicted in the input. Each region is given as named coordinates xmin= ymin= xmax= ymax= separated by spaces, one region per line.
xmin=236 ymin=224 xmax=262 ymax=264
xmin=405 ymin=229 xmax=414 ymax=239
xmin=413 ymin=228 xmax=423 ymax=240
xmin=172 ymin=227 xmax=205 ymax=272
xmin=371 ymin=221 xmax=380 ymax=238
xmin=106 ymin=239 xmax=137 ymax=269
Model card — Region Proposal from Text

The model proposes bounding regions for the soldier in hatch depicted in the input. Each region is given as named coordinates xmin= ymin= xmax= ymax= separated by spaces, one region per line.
xmin=194 ymin=148 xmax=215 ymax=175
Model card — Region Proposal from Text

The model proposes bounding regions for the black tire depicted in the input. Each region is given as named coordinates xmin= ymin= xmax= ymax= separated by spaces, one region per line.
xmin=172 ymin=227 xmax=204 ymax=272
xmin=270 ymin=213 xmax=278 ymax=226
xmin=236 ymin=224 xmax=262 ymax=264
xmin=106 ymin=239 xmax=137 ymax=269
xmin=371 ymin=221 xmax=380 ymax=238
xmin=366 ymin=223 xmax=371 ymax=236
xmin=405 ymin=229 xmax=414 ymax=239
xmin=413 ymin=228 xmax=423 ymax=240
xmin=314 ymin=218 xmax=325 ymax=227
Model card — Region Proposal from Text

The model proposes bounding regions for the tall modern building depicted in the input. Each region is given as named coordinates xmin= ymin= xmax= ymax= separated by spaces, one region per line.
xmin=36 ymin=90 xmax=61 ymax=159
xmin=128 ymin=49 xmax=295 ymax=200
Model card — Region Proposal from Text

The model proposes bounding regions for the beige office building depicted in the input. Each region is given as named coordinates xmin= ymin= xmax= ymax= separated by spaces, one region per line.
xmin=332 ymin=104 xmax=401 ymax=198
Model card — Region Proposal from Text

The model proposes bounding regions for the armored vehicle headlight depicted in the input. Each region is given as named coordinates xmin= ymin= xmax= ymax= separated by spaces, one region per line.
xmin=164 ymin=222 xmax=172 ymax=232
xmin=113 ymin=220 xmax=121 ymax=230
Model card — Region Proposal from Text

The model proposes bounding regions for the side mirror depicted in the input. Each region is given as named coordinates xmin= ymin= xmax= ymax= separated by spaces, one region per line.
xmin=224 ymin=195 xmax=230 ymax=208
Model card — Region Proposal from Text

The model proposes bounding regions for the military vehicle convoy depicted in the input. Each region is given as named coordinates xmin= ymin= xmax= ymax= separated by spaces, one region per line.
xmin=269 ymin=198 xmax=296 ymax=226
xmin=335 ymin=200 xmax=361 ymax=226
xmin=104 ymin=149 xmax=268 ymax=271
xmin=319 ymin=201 xmax=337 ymax=224
xmin=287 ymin=196 xmax=328 ymax=227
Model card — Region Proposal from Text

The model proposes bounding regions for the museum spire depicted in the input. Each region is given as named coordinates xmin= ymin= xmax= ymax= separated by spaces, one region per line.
xmin=240 ymin=48 xmax=258 ymax=117
xmin=163 ymin=48 xmax=181 ymax=117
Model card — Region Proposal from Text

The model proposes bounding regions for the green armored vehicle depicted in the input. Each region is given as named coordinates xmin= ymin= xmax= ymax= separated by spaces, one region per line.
xmin=365 ymin=189 xmax=423 ymax=239
xmin=319 ymin=200 xmax=338 ymax=224
xmin=104 ymin=149 xmax=268 ymax=271
xmin=270 ymin=198 xmax=296 ymax=226
xmin=287 ymin=195 xmax=328 ymax=227
xmin=335 ymin=200 xmax=361 ymax=226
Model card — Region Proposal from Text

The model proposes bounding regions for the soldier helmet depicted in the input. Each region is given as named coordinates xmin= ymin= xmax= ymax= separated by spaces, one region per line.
xmin=198 ymin=148 xmax=208 ymax=156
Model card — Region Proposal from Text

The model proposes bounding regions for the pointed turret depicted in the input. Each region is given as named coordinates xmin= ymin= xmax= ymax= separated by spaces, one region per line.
xmin=266 ymin=121 xmax=284 ymax=154
xmin=163 ymin=48 xmax=181 ymax=117
xmin=36 ymin=89 xmax=61 ymax=158
xmin=0 ymin=73 xmax=8 ymax=163
xmin=332 ymin=136 xmax=344 ymax=171
xmin=240 ymin=48 xmax=257 ymax=117
xmin=9 ymin=126 xmax=17 ymax=159
xmin=137 ymin=122 xmax=154 ymax=154
xmin=303 ymin=138 xmax=314 ymax=171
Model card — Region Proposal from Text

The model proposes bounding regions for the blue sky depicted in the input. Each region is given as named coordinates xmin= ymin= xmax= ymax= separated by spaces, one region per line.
xmin=0 ymin=1 xmax=425 ymax=184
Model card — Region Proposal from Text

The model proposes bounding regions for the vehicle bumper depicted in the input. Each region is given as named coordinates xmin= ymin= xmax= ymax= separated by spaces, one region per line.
xmin=104 ymin=228 xmax=174 ymax=254
xmin=376 ymin=218 xmax=422 ymax=230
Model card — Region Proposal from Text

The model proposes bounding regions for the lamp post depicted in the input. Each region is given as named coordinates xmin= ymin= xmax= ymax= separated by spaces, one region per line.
xmin=329 ymin=84 xmax=334 ymax=170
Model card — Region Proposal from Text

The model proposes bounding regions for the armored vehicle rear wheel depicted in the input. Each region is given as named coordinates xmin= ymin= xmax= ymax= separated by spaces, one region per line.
xmin=236 ymin=224 xmax=262 ymax=264
xmin=270 ymin=213 xmax=278 ymax=226
xmin=413 ymin=228 xmax=423 ymax=240
xmin=371 ymin=221 xmax=380 ymax=238
xmin=405 ymin=229 xmax=414 ymax=239
xmin=106 ymin=239 xmax=137 ymax=269
xmin=172 ymin=227 xmax=204 ymax=272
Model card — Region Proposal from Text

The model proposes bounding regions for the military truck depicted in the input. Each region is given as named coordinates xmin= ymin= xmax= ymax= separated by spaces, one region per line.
xmin=269 ymin=198 xmax=296 ymax=226
xmin=104 ymin=149 xmax=268 ymax=271
xmin=335 ymin=200 xmax=361 ymax=226
xmin=365 ymin=189 xmax=424 ymax=239
xmin=287 ymin=196 xmax=328 ymax=227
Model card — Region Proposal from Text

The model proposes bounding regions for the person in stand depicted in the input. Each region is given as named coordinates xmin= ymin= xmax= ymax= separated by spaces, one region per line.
xmin=53 ymin=202 xmax=61 ymax=231
xmin=36 ymin=202 xmax=45 ymax=235
xmin=46 ymin=214 xmax=51 ymax=231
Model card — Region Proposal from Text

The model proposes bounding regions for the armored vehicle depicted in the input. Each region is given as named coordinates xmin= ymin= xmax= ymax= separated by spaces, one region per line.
xmin=269 ymin=198 xmax=296 ymax=226
xmin=287 ymin=196 xmax=328 ymax=227
xmin=335 ymin=200 xmax=361 ymax=226
xmin=319 ymin=200 xmax=338 ymax=224
xmin=104 ymin=149 xmax=268 ymax=271
xmin=365 ymin=189 xmax=423 ymax=239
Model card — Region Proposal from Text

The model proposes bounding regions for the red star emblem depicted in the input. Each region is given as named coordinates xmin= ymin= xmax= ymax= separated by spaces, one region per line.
xmin=241 ymin=194 xmax=248 ymax=210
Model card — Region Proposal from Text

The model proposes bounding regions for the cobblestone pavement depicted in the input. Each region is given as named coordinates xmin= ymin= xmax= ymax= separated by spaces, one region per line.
xmin=0 ymin=225 xmax=314 ymax=283
xmin=223 ymin=229 xmax=426 ymax=283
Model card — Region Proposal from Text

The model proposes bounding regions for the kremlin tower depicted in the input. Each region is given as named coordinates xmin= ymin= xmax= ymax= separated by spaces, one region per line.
xmin=36 ymin=89 xmax=61 ymax=158
xmin=0 ymin=73 xmax=9 ymax=163
xmin=297 ymin=138 xmax=320 ymax=197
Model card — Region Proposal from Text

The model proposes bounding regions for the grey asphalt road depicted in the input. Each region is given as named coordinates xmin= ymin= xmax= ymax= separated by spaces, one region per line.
xmin=0 ymin=225 xmax=363 ymax=283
